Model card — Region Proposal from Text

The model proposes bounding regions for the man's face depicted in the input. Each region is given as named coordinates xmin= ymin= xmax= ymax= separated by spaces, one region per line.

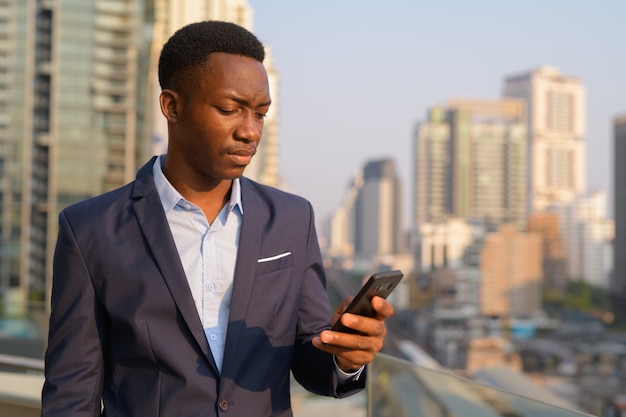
xmin=166 ymin=52 xmax=271 ymax=184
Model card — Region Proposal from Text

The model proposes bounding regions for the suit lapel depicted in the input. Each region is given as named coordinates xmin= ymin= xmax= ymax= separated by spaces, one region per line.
xmin=222 ymin=178 xmax=265 ymax=372
xmin=131 ymin=158 xmax=218 ymax=374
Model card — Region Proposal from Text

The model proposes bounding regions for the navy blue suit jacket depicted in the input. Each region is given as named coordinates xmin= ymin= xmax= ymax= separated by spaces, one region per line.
xmin=42 ymin=157 xmax=365 ymax=417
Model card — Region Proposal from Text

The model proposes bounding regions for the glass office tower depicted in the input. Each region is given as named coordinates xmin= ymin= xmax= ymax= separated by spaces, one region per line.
xmin=0 ymin=0 xmax=148 ymax=313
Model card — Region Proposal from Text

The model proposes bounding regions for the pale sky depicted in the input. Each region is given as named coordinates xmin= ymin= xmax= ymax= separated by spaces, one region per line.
xmin=249 ymin=0 xmax=626 ymax=227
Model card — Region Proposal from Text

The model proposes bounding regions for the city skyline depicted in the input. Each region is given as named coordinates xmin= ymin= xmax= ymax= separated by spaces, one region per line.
xmin=249 ymin=0 xmax=626 ymax=223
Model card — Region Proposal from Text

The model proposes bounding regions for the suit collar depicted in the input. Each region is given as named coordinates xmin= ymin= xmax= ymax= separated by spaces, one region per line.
xmin=131 ymin=156 xmax=159 ymax=199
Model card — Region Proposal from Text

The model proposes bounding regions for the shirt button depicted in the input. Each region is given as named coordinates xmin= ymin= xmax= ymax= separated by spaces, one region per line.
xmin=219 ymin=399 xmax=229 ymax=411
xmin=210 ymin=333 xmax=217 ymax=341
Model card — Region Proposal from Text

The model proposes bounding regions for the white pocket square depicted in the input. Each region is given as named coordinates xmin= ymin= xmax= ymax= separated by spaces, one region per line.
xmin=258 ymin=252 xmax=292 ymax=263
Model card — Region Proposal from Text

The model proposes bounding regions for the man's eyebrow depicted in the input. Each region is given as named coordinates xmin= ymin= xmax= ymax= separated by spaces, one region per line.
xmin=227 ymin=95 xmax=272 ymax=108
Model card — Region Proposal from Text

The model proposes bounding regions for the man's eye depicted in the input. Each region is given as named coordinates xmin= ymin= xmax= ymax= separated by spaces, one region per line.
xmin=217 ymin=108 xmax=236 ymax=115
xmin=255 ymin=112 xmax=267 ymax=119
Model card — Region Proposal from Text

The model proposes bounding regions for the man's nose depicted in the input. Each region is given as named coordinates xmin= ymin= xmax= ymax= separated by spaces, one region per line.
xmin=235 ymin=110 xmax=263 ymax=142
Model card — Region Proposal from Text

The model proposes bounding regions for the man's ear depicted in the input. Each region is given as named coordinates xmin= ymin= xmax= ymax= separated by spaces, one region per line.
xmin=159 ymin=89 xmax=181 ymax=123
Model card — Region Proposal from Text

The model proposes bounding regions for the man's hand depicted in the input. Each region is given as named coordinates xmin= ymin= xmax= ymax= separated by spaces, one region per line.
xmin=312 ymin=296 xmax=394 ymax=372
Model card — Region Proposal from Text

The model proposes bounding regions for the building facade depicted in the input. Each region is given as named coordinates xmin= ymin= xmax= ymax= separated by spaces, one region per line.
xmin=0 ymin=0 xmax=33 ymax=311
xmin=413 ymin=98 xmax=527 ymax=229
xmin=0 ymin=0 xmax=145 ymax=312
xmin=612 ymin=114 xmax=626 ymax=302
xmin=327 ymin=171 xmax=363 ymax=260
xmin=527 ymin=211 xmax=567 ymax=292
xmin=551 ymin=190 xmax=614 ymax=288
xmin=414 ymin=218 xmax=474 ymax=272
xmin=354 ymin=158 xmax=403 ymax=262
xmin=480 ymin=225 xmax=542 ymax=318
xmin=502 ymin=66 xmax=586 ymax=213
xmin=413 ymin=107 xmax=450 ymax=226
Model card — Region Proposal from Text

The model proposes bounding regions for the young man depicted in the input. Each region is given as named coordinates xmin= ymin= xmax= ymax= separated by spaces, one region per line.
xmin=42 ymin=21 xmax=393 ymax=417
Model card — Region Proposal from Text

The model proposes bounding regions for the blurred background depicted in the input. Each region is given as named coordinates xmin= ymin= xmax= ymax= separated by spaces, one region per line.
xmin=0 ymin=1 xmax=625 ymax=416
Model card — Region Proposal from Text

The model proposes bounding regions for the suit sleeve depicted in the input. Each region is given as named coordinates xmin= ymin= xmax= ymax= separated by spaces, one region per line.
xmin=41 ymin=210 xmax=105 ymax=416
xmin=290 ymin=202 xmax=366 ymax=398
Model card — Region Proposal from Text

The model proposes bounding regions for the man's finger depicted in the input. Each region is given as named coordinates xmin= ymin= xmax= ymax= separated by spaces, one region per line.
xmin=372 ymin=296 xmax=395 ymax=319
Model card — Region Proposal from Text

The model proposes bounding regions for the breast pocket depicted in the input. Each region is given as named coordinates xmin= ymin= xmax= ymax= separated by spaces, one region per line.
xmin=255 ymin=251 xmax=293 ymax=275
xmin=245 ymin=252 xmax=296 ymax=341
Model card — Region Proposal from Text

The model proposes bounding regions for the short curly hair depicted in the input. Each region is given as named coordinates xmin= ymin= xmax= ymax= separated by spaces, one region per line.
xmin=158 ymin=20 xmax=265 ymax=92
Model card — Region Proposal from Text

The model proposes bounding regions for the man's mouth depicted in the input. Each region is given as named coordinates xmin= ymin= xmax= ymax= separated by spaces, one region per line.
xmin=227 ymin=146 xmax=257 ymax=165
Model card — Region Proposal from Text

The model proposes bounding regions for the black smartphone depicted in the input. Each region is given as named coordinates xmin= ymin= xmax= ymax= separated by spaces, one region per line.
xmin=331 ymin=270 xmax=404 ymax=334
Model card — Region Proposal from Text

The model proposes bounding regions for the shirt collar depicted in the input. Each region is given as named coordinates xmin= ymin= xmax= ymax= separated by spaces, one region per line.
xmin=152 ymin=155 xmax=243 ymax=214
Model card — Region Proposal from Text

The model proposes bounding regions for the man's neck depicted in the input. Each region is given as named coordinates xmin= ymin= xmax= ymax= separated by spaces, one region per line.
xmin=162 ymin=162 xmax=233 ymax=223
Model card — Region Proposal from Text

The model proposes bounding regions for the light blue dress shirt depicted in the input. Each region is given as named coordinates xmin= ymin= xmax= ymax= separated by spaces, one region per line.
xmin=153 ymin=155 xmax=241 ymax=373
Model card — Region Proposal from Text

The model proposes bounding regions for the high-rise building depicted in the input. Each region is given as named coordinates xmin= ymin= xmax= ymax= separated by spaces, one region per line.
xmin=413 ymin=98 xmax=527 ymax=229
xmin=527 ymin=212 xmax=567 ymax=292
xmin=0 ymin=0 xmax=30 ymax=310
xmin=1 ymin=1 xmax=145 ymax=313
xmin=0 ymin=0 xmax=280 ymax=313
xmin=413 ymin=107 xmax=450 ymax=226
xmin=448 ymin=98 xmax=527 ymax=228
xmin=551 ymin=190 xmax=614 ymax=288
xmin=480 ymin=225 xmax=542 ymax=318
xmin=502 ymin=66 xmax=586 ymax=212
xmin=611 ymin=114 xmax=626 ymax=304
xmin=354 ymin=158 xmax=403 ymax=261
xmin=327 ymin=172 xmax=363 ymax=260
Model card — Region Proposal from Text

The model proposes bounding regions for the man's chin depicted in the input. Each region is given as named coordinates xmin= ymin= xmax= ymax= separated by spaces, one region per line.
xmin=222 ymin=166 xmax=247 ymax=180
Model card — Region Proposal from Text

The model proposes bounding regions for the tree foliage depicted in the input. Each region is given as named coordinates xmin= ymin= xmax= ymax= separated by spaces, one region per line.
xmin=542 ymin=280 xmax=611 ymax=312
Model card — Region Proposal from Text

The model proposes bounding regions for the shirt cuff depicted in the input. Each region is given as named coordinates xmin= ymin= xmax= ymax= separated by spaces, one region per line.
xmin=333 ymin=355 xmax=365 ymax=383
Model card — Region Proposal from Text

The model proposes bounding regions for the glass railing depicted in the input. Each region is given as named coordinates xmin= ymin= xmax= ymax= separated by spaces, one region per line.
xmin=367 ymin=353 xmax=595 ymax=417
xmin=0 ymin=352 xmax=597 ymax=417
